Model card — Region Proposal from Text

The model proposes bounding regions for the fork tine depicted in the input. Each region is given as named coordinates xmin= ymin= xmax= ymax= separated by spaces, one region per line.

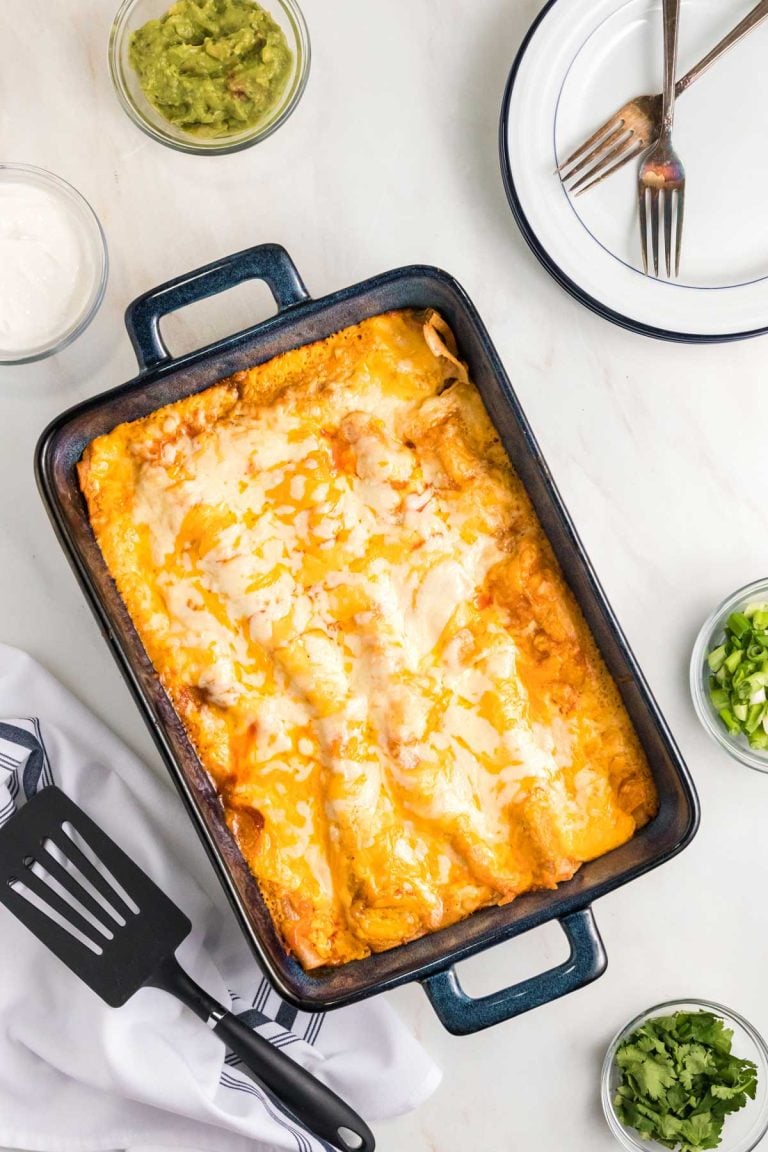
xmin=569 ymin=133 xmax=642 ymax=193
xmin=639 ymin=186 xmax=648 ymax=275
xmin=574 ymin=140 xmax=647 ymax=196
xmin=557 ymin=116 xmax=624 ymax=174
xmin=663 ymin=188 xmax=673 ymax=278
xmin=650 ymin=188 xmax=660 ymax=278
xmin=675 ymin=186 xmax=684 ymax=277
xmin=560 ymin=125 xmax=630 ymax=186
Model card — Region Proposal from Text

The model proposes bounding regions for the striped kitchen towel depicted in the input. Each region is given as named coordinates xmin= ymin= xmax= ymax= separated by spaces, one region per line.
xmin=0 ymin=645 xmax=440 ymax=1152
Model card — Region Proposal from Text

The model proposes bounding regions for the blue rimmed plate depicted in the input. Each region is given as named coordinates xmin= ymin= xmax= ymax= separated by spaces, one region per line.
xmin=499 ymin=0 xmax=768 ymax=342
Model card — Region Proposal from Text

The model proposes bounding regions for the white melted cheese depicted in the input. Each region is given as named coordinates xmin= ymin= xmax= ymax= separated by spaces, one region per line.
xmin=128 ymin=373 xmax=565 ymax=856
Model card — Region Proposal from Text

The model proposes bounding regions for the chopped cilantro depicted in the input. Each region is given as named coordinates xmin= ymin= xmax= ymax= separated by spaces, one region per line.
xmin=614 ymin=1011 xmax=758 ymax=1151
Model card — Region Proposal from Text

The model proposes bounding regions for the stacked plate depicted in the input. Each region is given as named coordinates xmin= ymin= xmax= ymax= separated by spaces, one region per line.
xmin=500 ymin=0 xmax=768 ymax=341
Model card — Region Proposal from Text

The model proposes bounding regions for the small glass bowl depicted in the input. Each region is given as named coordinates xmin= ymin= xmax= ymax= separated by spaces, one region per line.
xmin=109 ymin=0 xmax=310 ymax=155
xmin=690 ymin=578 xmax=768 ymax=773
xmin=602 ymin=999 xmax=768 ymax=1152
xmin=0 ymin=164 xmax=108 ymax=366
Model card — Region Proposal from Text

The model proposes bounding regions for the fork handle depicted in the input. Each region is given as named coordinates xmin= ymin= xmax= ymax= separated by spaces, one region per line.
xmin=150 ymin=955 xmax=375 ymax=1152
xmin=661 ymin=0 xmax=681 ymax=135
xmin=676 ymin=0 xmax=768 ymax=96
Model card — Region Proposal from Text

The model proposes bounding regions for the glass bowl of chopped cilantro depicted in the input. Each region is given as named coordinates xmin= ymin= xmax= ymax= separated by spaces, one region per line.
xmin=109 ymin=0 xmax=310 ymax=154
xmin=691 ymin=579 xmax=768 ymax=772
xmin=601 ymin=1000 xmax=768 ymax=1152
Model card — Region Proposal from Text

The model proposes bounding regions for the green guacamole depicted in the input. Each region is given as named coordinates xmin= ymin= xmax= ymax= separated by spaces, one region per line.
xmin=129 ymin=0 xmax=293 ymax=138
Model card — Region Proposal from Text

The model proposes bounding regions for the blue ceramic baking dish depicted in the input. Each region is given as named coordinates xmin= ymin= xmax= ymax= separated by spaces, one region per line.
xmin=35 ymin=243 xmax=699 ymax=1034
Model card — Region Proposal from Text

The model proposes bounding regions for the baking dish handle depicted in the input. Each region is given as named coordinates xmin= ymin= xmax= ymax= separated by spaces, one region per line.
xmin=420 ymin=908 xmax=606 ymax=1035
xmin=125 ymin=243 xmax=311 ymax=372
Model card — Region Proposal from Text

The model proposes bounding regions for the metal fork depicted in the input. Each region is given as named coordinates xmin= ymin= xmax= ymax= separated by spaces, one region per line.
xmin=638 ymin=0 xmax=684 ymax=277
xmin=558 ymin=0 xmax=768 ymax=194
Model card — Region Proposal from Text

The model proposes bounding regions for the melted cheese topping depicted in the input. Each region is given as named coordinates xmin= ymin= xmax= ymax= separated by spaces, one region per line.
xmin=78 ymin=309 xmax=657 ymax=969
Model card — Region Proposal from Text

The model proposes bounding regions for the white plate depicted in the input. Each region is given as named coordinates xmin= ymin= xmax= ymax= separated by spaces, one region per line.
xmin=500 ymin=0 xmax=768 ymax=340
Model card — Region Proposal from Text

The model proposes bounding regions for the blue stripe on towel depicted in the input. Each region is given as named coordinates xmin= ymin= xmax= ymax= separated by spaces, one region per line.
xmin=0 ymin=722 xmax=46 ymax=801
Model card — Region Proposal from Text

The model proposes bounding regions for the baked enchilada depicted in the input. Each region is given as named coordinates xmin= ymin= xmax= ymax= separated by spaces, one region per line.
xmin=78 ymin=308 xmax=657 ymax=969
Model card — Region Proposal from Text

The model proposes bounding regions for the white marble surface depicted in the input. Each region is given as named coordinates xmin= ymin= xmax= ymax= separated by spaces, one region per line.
xmin=2 ymin=0 xmax=768 ymax=1149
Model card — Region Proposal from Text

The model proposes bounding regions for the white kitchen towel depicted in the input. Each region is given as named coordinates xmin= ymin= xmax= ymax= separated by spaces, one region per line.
xmin=0 ymin=644 xmax=440 ymax=1152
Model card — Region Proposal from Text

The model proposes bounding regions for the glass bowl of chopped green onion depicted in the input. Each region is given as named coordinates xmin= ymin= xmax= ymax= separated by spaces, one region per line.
xmin=691 ymin=579 xmax=768 ymax=772
xmin=109 ymin=0 xmax=310 ymax=155
xmin=601 ymin=1000 xmax=768 ymax=1152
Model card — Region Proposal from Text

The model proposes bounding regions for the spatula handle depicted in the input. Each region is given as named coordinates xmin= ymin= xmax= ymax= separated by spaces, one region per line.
xmin=151 ymin=956 xmax=374 ymax=1152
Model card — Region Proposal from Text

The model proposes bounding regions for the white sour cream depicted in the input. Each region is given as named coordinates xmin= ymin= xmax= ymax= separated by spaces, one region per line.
xmin=0 ymin=182 xmax=95 ymax=355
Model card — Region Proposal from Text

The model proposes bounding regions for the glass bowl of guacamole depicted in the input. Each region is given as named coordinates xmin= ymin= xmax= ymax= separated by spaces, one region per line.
xmin=109 ymin=0 xmax=310 ymax=154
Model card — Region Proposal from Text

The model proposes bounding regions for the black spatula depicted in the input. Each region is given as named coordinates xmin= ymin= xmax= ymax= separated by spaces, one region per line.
xmin=0 ymin=786 xmax=374 ymax=1152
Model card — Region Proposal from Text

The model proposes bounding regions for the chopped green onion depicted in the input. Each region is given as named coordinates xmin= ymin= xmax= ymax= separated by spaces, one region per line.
xmin=710 ymin=688 xmax=729 ymax=711
xmin=746 ymin=704 xmax=765 ymax=733
xmin=728 ymin=612 xmax=752 ymax=639
xmin=719 ymin=707 xmax=740 ymax=733
xmin=706 ymin=601 xmax=768 ymax=748
xmin=707 ymin=645 xmax=727 ymax=673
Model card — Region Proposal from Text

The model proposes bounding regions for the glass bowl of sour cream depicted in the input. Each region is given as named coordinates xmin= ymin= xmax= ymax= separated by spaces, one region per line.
xmin=0 ymin=164 xmax=108 ymax=365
